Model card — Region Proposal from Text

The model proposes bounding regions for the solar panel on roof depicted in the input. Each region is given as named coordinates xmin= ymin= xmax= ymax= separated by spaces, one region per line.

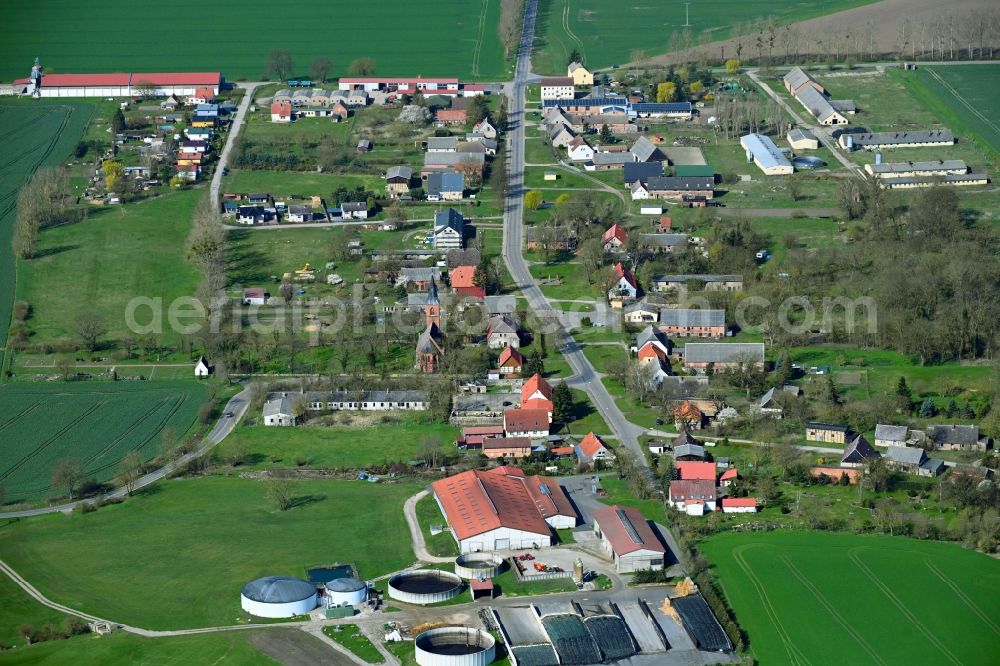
xmin=539 ymin=483 xmax=550 ymax=495
xmin=616 ymin=508 xmax=644 ymax=544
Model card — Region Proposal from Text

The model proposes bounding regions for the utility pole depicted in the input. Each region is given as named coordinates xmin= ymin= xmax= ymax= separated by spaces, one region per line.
xmin=683 ymin=3 xmax=691 ymax=28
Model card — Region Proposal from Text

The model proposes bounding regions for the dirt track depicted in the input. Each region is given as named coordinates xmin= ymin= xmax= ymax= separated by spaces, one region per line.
xmin=247 ymin=629 xmax=357 ymax=666
xmin=641 ymin=0 xmax=998 ymax=65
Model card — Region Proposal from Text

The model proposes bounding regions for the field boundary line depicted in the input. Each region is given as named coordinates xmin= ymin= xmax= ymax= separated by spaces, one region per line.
xmin=926 ymin=67 xmax=1000 ymax=138
xmin=732 ymin=544 xmax=811 ymax=666
xmin=562 ymin=0 xmax=586 ymax=65
xmin=847 ymin=548 xmax=962 ymax=666
xmin=779 ymin=555 xmax=887 ymax=666
xmin=471 ymin=0 xmax=491 ymax=78
xmin=924 ymin=561 xmax=1000 ymax=635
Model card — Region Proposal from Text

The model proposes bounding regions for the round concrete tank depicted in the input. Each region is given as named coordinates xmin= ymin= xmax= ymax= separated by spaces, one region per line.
xmin=325 ymin=577 xmax=368 ymax=607
xmin=454 ymin=553 xmax=504 ymax=580
xmin=388 ymin=570 xmax=464 ymax=605
xmin=415 ymin=627 xmax=496 ymax=666
xmin=240 ymin=576 xmax=319 ymax=618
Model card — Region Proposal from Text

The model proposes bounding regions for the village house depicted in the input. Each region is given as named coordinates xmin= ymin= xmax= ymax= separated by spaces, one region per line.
xmin=498 ymin=345 xmax=524 ymax=378
xmin=630 ymin=135 xmax=664 ymax=163
xmin=385 ymin=165 xmax=412 ymax=197
xmin=634 ymin=326 xmax=671 ymax=384
xmin=874 ymin=424 xmax=910 ymax=447
xmin=840 ymin=435 xmax=880 ymax=468
xmin=236 ymin=206 xmax=275 ymax=226
xmin=719 ymin=468 xmax=738 ymax=487
xmin=270 ymin=102 xmax=292 ymax=123
xmin=547 ymin=123 xmax=577 ymax=148
xmin=602 ymin=223 xmax=628 ymax=252
xmin=503 ymin=408 xmax=550 ymax=438
xmin=472 ymin=118 xmax=497 ymax=139
xmin=426 ymin=172 xmax=465 ymax=201
xmin=567 ymin=136 xmax=595 ymax=161
xmin=341 ymin=201 xmax=369 ymax=219
xmin=609 ymin=262 xmax=639 ymax=302
xmin=567 ymin=62 xmax=594 ymax=86
xmin=652 ymin=274 xmax=744 ymax=293
xmin=806 ymin=422 xmax=851 ymax=445
xmin=669 ymin=480 xmax=717 ymax=516
xmin=659 ymin=308 xmax=726 ymax=338
xmin=575 ymin=432 xmax=612 ymax=464
xmin=482 ymin=437 xmax=533 ymax=459
xmin=242 ymin=287 xmax=269 ymax=306
xmin=683 ymin=343 xmax=765 ymax=372
xmin=435 ymin=108 xmax=468 ymax=126
xmin=450 ymin=265 xmax=484 ymax=299
xmin=926 ymin=425 xmax=988 ymax=451
xmin=884 ymin=446 xmax=946 ymax=477
xmin=433 ymin=208 xmax=466 ymax=249
xmin=458 ymin=425 xmax=507 ymax=450
xmin=541 ymin=76 xmax=576 ymax=101
xmin=285 ymin=204 xmax=315 ymax=223
xmin=721 ymin=498 xmax=758 ymax=514
xmin=591 ymin=151 xmax=637 ymax=170
xmin=623 ymin=301 xmax=658 ymax=324
xmin=673 ymin=401 xmax=704 ymax=431
xmin=642 ymin=176 xmax=714 ymax=201
xmin=638 ymin=233 xmax=688 ymax=254
xmin=399 ymin=267 xmax=441 ymax=291
xmin=673 ymin=431 xmax=707 ymax=461
xmin=263 ymin=393 xmax=298 ymax=427
xmin=486 ymin=315 xmax=520 ymax=349
xmin=305 ymin=390 xmax=429 ymax=411
xmin=521 ymin=374 xmax=554 ymax=417
xmin=592 ymin=505 xmax=666 ymax=573
xmin=756 ymin=386 xmax=799 ymax=418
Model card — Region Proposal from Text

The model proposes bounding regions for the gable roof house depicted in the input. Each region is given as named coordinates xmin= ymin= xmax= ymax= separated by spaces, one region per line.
xmin=673 ymin=400 xmax=705 ymax=431
xmin=547 ymin=123 xmax=577 ymax=148
xmin=795 ymin=86 xmax=850 ymax=126
xmin=874 ymin=424 xmax=910 ymax=448
xmin=659 ymin=308 xmax=726 ymax=338
xmin=431 ymin=467 xmax=575 ymax=552
xmin=623 ymin=161 xmax=664 ymax=185
xmin=482 ymin=437 xmax=533 ymax=459
xmin=263 ymin=393 xmax=298 ymax=427
xmin=840 ymin=435 xmax=880 ymax=468
xmin=609 ymin=262 xmax=639 ymax=302
xmin=623 ymin=301 xmax=658 ymax=324
xmin=385 ymin=165 xmax=413 ymax=196
xmin=567 ymin=135 xmax=595 ymax=161
xmin=591 ymin=151 xmax=637 ymax=170
xmin=486 ymin=315 xmax=520 ymax=349
xmin=884 ymin=446 xmax=946 ymax=477
xmin=756 ymin=387 xmax=786 ymax=417
xmin=926 ymin=425 xmax=988 ymax=451
xmin=638 ymin=233 xmax=688 ymax=254
xmin=668 ymin=480 xmax=717 ymax=515
xmin=676 ymin=461 xmax=717 ymax=481
xmin=602 ymin=223 xmax=629 ymax=252
xmin=806 ymin=422 xmax=851 ymax=445
xmin=592 ymin=505 xmax=666 ymax=572
xmin=783 ymin=67 xmax=825 ymax=96
xmin=498 ymin=345 xmax=525 ymax=378
xmin=435 ymin=108 xmax=468 ymax=126
xmin=426 ymin=172 xmax=465 ymax=201
xmin=683 ymin=343 xmax=765 ymax=371
xmin=540 ymin=76 xmax=576 ymax=101
xmin=567 ymin=62 xmax=594 ymax=86
xmin=630 ymin=135 xmax=664 ymax=162
xmin=450 ymin=264 xmax=485 ymax=300
xmin=270 ymin=102 xmax=292 ymax=123
xmin=472 ymin=118 xmax=497 ymax=139
xmin=521 ymin=374 xmax=554 ymax=417
xmin=503 ymin=408 xmax=551 ymax=438
xmin=194 ymin=356 xmax=213 ymax=377
xmin=433 ymin=209 xmax=466 ymax=249
xmin=575 ymin=432 xmax=612 ymax=464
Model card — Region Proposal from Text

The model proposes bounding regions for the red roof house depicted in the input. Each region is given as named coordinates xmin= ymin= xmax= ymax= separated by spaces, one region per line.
xmin=504 ymin=409 xmax=551 ymax=437
xmin=436 ymin=109 xmax=468 ymax=125
xmin=270 ymin=102 xmax=292 ymax=123
xmin=450 ymin=265 xmax=484 ymax=299
xmin=576 ymin=432 xmax=612 ymax=462
xmin=498 ymin=345 xmax=524 ymax=377
xmin=721 ymin=497 xmax=758 ymax=513
xmin=460 ymin=424 xmax=506 ymax=448
xmin=602 ymin=224 xmax=629 ymax=251
xmin=521 ymin=374 xmax=553 ymax=416
xmin=720 ymin=468 xmax=739 ymax=486
xmin=676 ymin=461 xmax=716 ymax=481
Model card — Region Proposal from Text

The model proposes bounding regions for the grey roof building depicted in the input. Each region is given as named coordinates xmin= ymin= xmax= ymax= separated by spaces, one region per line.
xmin=840 ymin=130 xmax=954 ymax=149
xmin=639 ymin=233 xmax=688 ymax=249
xmin=386 ymin=165 xmax=413 ymax=181
xmin=426 ymin=136 xmax=459 ymax=152
xmin=926 ymin=424 xmax=985 ymax=450
xmin=683 ymin=343 xmax=765 ymax=365
xmin=623 ymin=161 xmax=664 ymax=184
xmin=841 ymin=435 xmax=880 ymax=466
xmin=630 ymin=135 xmax=663 ymax=162
xmin=660 ymin=309 xmax=725 ymax=327
xmin=644 ymin=176 xmax=714 ymax=192
xmin=874 ymin=424 xmax=909 ymax=445
xmin=593 ymin=151 xmax=637 ymax=167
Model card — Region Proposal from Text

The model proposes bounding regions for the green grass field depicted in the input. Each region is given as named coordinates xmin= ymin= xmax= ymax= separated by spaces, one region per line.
xmin=532 ymin=0 xmax=878 ymax=74
xmin=0 ymin=381 xmax=209 ymax=504
xmin=415 ymin=492 xmax=460 ymax=558
xmin=895 ymin=65 xmax=1000 ymax=159
xmin=216 ymin=421 xmax=459 ymax=469
xmin=0 ymin=573 xmax=70 ymax=647
xmin=223 ymin=170 xmax=384 ymax=199
xmin=324 ymin=625 xmax=384 ymax=664
xmin=0 ymin=101 xmax=94 ymax=354
xmin=0 ymin=632 xmax=276 ymax=665
xmin=0 ymin=1 xmax=506 ymax=81
xmin=0 ymin=476 xmax=422 ymax=629
xmin=702 ymin=532 xmax=1000 ymax=666
xmin=17 ymin=190 xmax=202 ymax=346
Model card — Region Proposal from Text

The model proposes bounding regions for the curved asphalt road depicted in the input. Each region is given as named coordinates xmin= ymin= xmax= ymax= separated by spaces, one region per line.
xmin=0 ymin=386 xmax=252 ymax=519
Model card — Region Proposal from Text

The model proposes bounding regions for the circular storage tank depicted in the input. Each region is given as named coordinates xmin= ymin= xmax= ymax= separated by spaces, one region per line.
xmin=415 ymin=627 xmax=496 ymax=666
xmin=388 ymin=570 xmax=464 ymax=605
xmin=325 ymin=577 xmax=368 ymax=606
xmin=454 ymin=553 xmax=504 ymax=580
xmin=241 ymin=576 xmax=319 ymax=618
xmin=792 ymin=156 xmax=827 ymax=169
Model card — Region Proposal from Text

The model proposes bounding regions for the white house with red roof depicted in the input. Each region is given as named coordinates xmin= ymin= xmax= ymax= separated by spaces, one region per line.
xmin=592 ymin=505 xmax=667 ymax=573
xmin=271 ymin=102 xmax=292 ymax=123
xmin=503 ymin=408 xmax=550 ymax=438
xmin=575 ymin=432 xmax=612 ymax=464
xmin=520 ymin=374 xmax=553 ymax=418
xmin=14 ymin=71 xmax=222 ymax=98
xmin=602 ymin=224 xmax=629 ymax=252
xmin=431 ymin=467 xmax=576 ymax=552
xmin=668 ymin=479 xmax=717 ymax=515
xmin=609 ymin=262 xmax=639 ymax=301
xmin=720 ymin=468 xmax=739 ymax=487
xmin=185 ymin=87 xmax=217 ymax=105
xmin=498 ymin=345 xmax=524 ymax=378
xmin=567 ymin=136 xmax=595 ymax=161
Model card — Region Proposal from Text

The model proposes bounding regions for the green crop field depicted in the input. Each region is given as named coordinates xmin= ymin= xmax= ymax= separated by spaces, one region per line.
xmin=0 ymin=477 xmax=422 ymax=629
xmin=702 ymin=532 xmax=1000 ymax=666
xmin=894 ymin=65 xmax=1000 ymax=159
xmin=0 ymin=631 xmax=277 ymax=665
xmin=0 ymin=0 xmax=506 ymax=81
xmin=0 ymin=381 xmax=209 ymax=504
xmin=532 ymin=0 xmax=878 ymax=75
xmin=0 ymin=102 xmax=94 ymax=355
xmin=17 ymin=189 xmax=203 ymax=346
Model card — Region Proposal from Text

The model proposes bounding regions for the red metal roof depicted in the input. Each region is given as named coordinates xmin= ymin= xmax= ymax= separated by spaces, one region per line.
xmin=525 ymin=474 xmax=575 ymax=522
xmin=613 ymin=262 xmax=638 ymax=289
xmin=340 ymin=77 xmax=460 ymax=84
xmin=592 ymin=505 xmax=666 ymax=556
xmin=504 ymin=408 xmax=549 ymax=434
xmin=21 ymin=72 xmax=221 ymax=88
xmin=431 ymin=469 xmax=571 ymax=541
xmin=603 ymin=223 xmax=628 ymax=245
xmin=720 ymin=468 xmax=738 ymax=481
xmin=464 ymin=425 xmax=506 ymax=436
xmin=133 ymin=72 xmax=221 ymax=85
xmin=676 ymin=461 xmax=716 ymax=481
xmin=34 ymin=73 xmax=130 ymax=87
xmin=721 ymin=497 xmax=757 ymax=508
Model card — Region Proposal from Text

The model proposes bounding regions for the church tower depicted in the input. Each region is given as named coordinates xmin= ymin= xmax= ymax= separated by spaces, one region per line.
xmin=424 ymin=277 xmax=441 ymax=328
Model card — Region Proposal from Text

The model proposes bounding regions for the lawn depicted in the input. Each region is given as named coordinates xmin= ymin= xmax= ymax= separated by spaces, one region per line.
xmin=17 ymin=189 xmax=202 ymax=345
xmin=0 ymin=101 xmax=95 ymax=353
xmin=216 ymin=422 xmax=460 ymax=470
xmin=597 ymin=476 xmax=667 ymax=523
xmin=0 ymin=1 xmax=507 ymax=81
xmin=223 ymin=170 xmax=384 ymax=199
xmin=0 ymin=572 xmax=70 ymax=648
xmin=492 ymin=568 xmax=577 ymax=597
xmin=0 ymin=476 xmax=422 ymax=629
xmin=531 ymin=0 xmax=880 ymax=74
xmin=0 ymin=380 xmax=210 ymax=504
xmin=415 ymin=492 xmax=460 ymax=558
xmin=561 ymin=388 xmax=612 ymax=436
xmin=701 ymin=531 xmax=1000 ymax=666
xmin=0 ymin=631 xmax=277 ymax=665
xmin=529 ymin=261 xmax=603 ymax=301
xmin=323 ymin=625 xmax=384 ymax=664
xmin=894 ymin=64 xmax=1000 ymax=160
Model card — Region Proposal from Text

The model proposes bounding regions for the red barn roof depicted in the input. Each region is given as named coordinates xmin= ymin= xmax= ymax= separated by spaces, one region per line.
xmin=721 ymin=497 xmax=757 ymax=508
xmin=504 ymin=408 xmax=550 ymax=434
xmin=676 ymin=461 xmax=716 ymax=481
xmin=592 ymin=505 xmax=666 ymax=556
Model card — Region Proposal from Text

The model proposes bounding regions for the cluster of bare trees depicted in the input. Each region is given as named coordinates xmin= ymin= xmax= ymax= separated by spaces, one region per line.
xmin=499 ymin=0 xmax=526 ymax=59
xmin=13 ymin=167 xmax=81 ymax=260
xmin=712 ymin=91 xmax=784 ymax=141
xmin=895 ymin=8 xmax=1000 ymax=61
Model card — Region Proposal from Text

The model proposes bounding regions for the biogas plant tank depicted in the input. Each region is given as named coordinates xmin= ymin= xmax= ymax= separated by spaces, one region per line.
xmin=415 ymin=627 xmax=496 ymax=666
xmin=240 ymin=576 xmax=318 ymax=618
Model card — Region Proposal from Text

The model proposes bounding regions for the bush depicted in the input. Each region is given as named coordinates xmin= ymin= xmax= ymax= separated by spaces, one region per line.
xmin=580 ymin=316 xmax=593 ymax=328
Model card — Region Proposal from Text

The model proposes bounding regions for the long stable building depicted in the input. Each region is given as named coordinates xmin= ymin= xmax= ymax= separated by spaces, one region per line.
xmin=431 ymin=466 xmax=576 ymax=553
xmin=13 ymin=71 xmax=223 ymax=98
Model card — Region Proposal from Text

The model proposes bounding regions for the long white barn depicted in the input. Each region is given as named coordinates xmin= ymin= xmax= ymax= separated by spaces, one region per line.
xmin=12 ymin=72 xmax=222 ymax=98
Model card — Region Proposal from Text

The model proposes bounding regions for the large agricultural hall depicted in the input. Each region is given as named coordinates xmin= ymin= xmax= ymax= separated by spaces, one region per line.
xmin=431 ymin=466 xmax=576 ymax=553
xmin=11 ymin=71 xmax=222 ymax=98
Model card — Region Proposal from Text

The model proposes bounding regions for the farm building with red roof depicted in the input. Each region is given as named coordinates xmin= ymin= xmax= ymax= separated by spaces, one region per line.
xmin=13 ymin=70 xmax=222 ymax=98
xmin=721 ymin=497 xmax=758 ymax=513
xmin=592 ymin=505 xmax=667 ymax=572
xmin=676 ymin=461 xmax=716 ymax=481
xmin=430 ymin=467 xmax=575 ymax=552
xmin=520 ymin=374 xmax=553 ymax=417
xmin=503 ymin=408 xmax=550 ymax=438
